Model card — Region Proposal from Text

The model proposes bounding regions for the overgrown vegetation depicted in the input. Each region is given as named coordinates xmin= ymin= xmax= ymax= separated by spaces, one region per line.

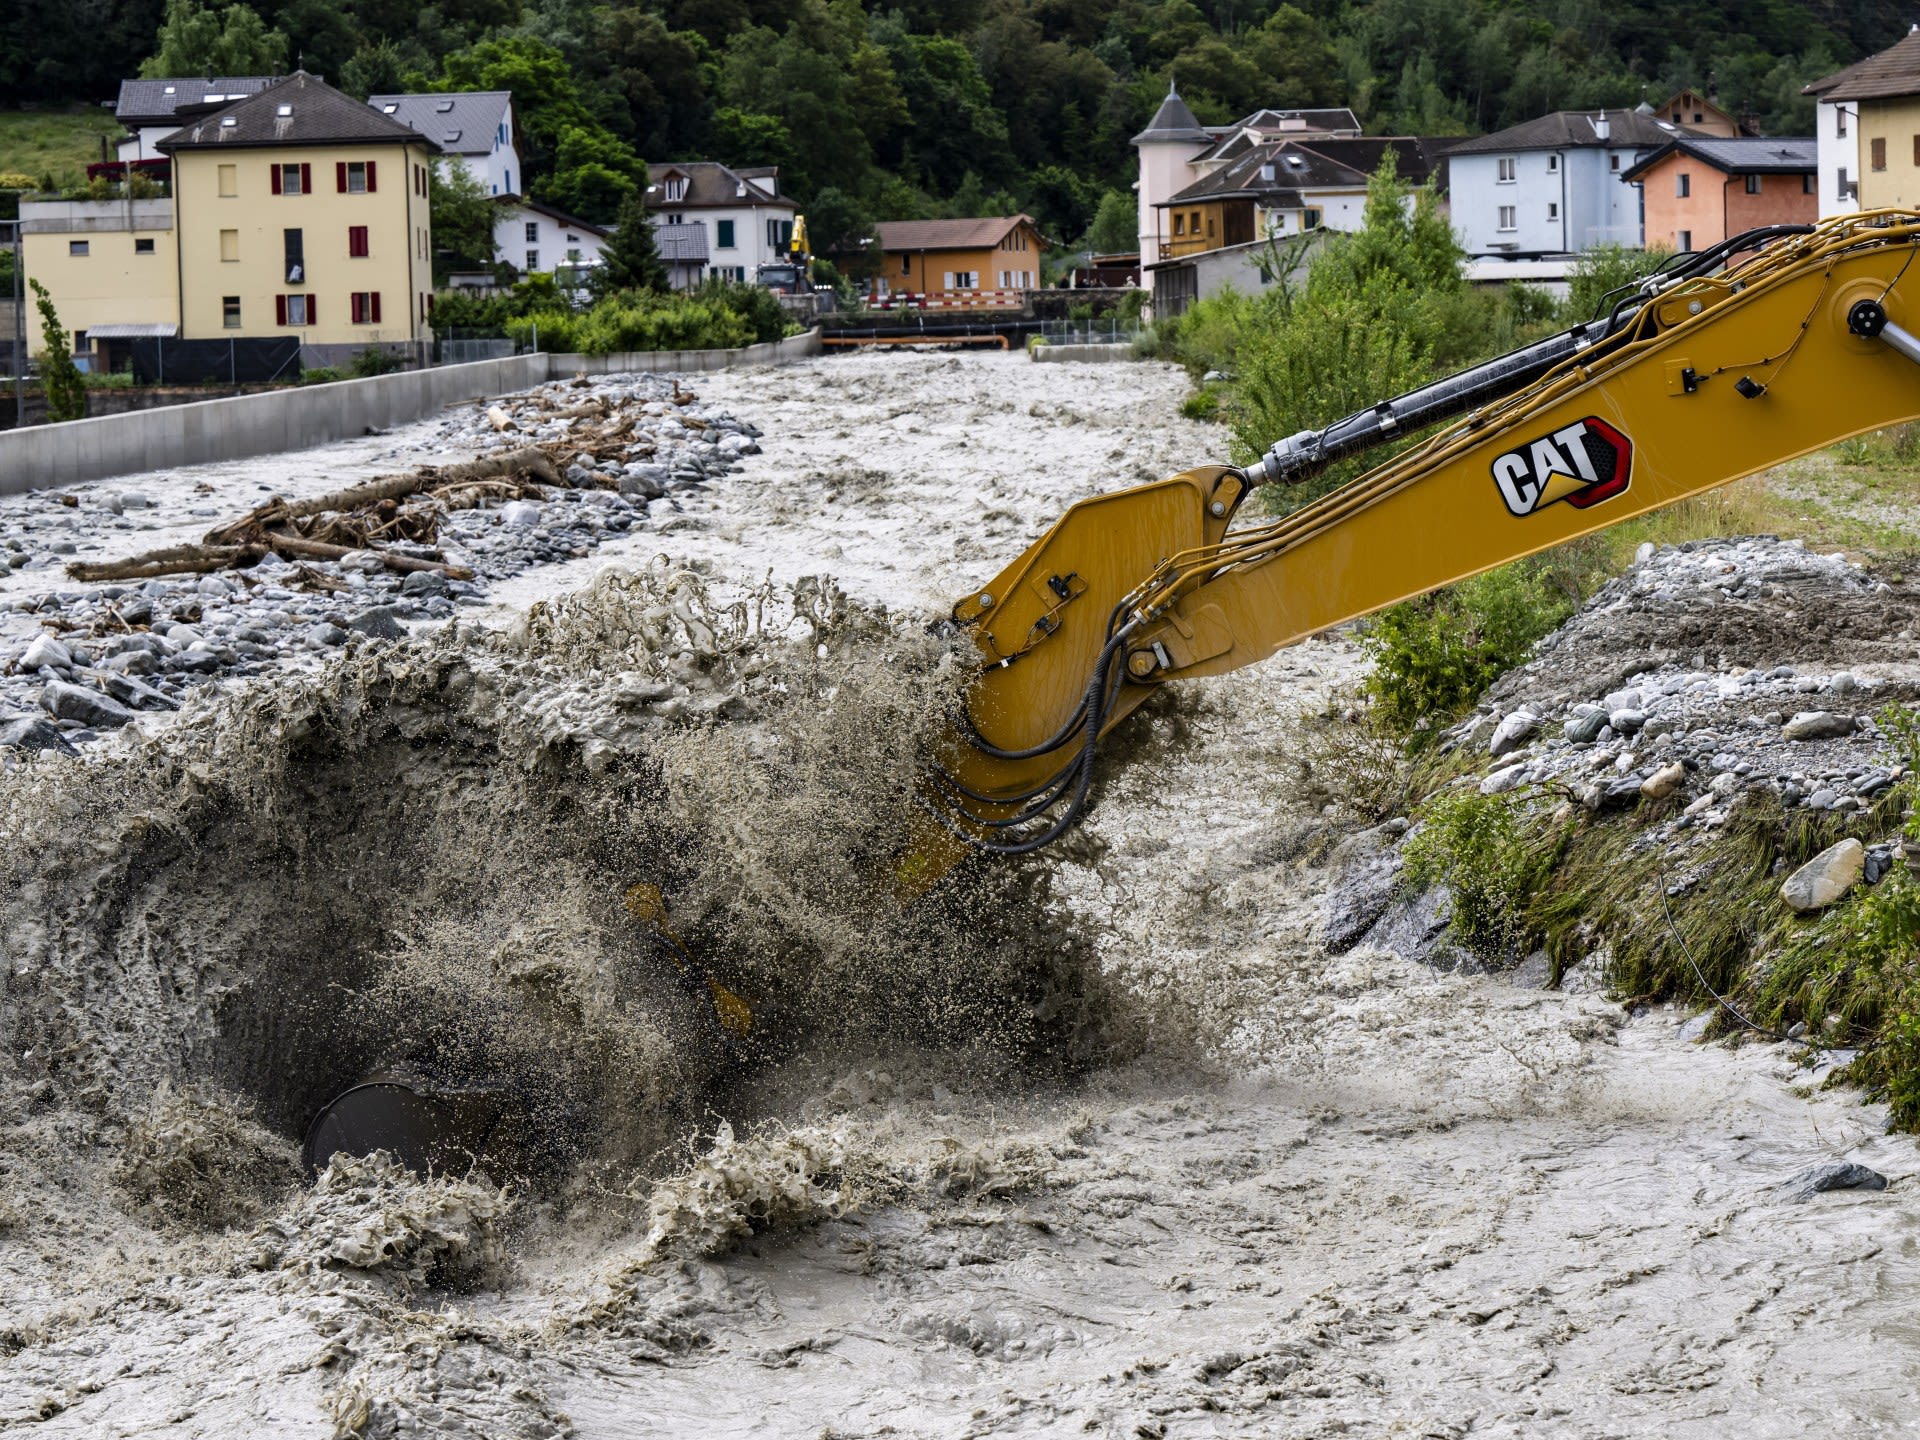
xmin=29 ymin=278 xmax=85 ymax=422
xmin=506 ymin=278 xmax=792 ymax=354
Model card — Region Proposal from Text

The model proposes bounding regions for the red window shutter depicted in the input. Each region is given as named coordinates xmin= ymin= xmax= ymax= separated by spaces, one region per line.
xmin=275 ymin=294 xmax=287 ymax=325
xmin=306 ymin=294 xmax=316 ymax=325
xmin=271 ymin=165 xmax=282 ymax=195
xmin=300 ymin=163 xmax=311 ymax=195
xmin=371 ymin=292 xmax=381 ymax=323
xmin=336 ymin=161 xmax=347 ymax=193
xmin=366 ymin=160 xmax=377 ymax=193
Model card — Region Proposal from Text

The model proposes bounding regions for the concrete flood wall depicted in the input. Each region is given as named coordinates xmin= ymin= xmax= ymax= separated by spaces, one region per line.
xmin=0 ymin=328 xmax=823 ymax=494
xmin=1029 ymin=343 xmax=1136 ymax=363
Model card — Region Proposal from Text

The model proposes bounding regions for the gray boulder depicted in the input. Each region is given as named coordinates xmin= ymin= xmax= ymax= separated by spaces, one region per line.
xmin=1781 ymin=838 xmax=1866 ymax=912
xmin=39 ymin=681 xmax=136 ymax=729
xmin=1488 ymin=709 xmax=1539 ymax=756
xmin=1780 ymin=1161 xmax=1887 ymax=1202
xmin=0 ymin=715 xmax=80 ymax=756
xmin=1784 ymin=711 xmax=1856 ymax=741
xmin=347 ymin=606 xmax=406 ymax=641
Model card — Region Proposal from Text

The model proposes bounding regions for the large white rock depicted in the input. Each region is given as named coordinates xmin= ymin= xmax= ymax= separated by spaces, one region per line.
xmin=1781 ymin=838 xmax=1866 ymax=913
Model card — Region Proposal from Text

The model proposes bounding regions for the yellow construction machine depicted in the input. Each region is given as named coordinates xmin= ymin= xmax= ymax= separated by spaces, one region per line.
xmin=306 ymin=213 xmax=1920 ymax=1175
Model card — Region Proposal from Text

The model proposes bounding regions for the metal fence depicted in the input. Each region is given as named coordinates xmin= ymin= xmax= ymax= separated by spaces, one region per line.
xmin=439 ymin=336 xmax=517 ymax=365
xmin=1034 ymin=316 xmax=1142 ymax=346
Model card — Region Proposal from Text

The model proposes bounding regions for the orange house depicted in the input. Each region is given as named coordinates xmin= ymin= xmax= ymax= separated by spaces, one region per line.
xmin=1622 ymin=136 xmax=1817 ymax=253
xmin=872 ymin=215 xmax=1047 ymax=306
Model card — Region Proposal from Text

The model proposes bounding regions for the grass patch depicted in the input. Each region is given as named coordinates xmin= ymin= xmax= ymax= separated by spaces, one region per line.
xmin=0 ymin=110 xmax=120 ymax=189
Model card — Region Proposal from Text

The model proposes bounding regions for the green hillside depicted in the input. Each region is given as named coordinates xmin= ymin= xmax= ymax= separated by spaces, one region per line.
xmin=0 ymin=109 xmax=119 ymax=187
xmin=0 ymin=0 xmax=1908 ymax=241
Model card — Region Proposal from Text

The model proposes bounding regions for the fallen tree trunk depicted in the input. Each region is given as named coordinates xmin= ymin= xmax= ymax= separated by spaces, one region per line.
xmin=264 ymin=532 xmax=473 ymax=579
xmin=67 ymin=544 xmax=266 ymax=583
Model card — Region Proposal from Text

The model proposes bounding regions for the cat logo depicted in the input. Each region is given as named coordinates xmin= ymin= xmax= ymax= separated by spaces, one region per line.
xmin=1490 ymin=416 xmax=1632 ymax=518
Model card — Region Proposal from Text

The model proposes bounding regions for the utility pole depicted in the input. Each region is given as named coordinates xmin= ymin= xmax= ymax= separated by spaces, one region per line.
xmin=5 ymin=219 xmax=22 ymax=429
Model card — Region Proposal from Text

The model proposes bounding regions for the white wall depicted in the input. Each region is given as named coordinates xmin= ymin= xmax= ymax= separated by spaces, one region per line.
xmin=1817 ymin=99 xmax=1862 ymax=219
xmin=1136 ymin=141 xmax=1206 ymax=261
xmin=1453 ymin=148 xmax=1644 ymax=254
xmin=653 ymin=208 xmax=790 ymax=281
xmin=498 ymin=205 xmax=607 ymax=274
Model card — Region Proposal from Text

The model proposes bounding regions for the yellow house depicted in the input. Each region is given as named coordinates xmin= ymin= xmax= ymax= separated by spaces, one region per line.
xmin=157 ymin=71 xmax=439 ymax=357
xmin=19 ymin=197 xmax=179 ymax=360
xmin=1823 ymin=29 xmax=1920 ymax=210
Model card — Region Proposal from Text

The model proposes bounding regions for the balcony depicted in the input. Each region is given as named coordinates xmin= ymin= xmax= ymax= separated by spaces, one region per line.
xmin=20 ymin=198 xmax=174 ymax=235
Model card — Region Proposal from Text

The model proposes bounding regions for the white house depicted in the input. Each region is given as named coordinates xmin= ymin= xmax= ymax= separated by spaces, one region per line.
xmin=643 ymin=161 xmax=797 ymax=282
xmin=113 ymin=76 xmax=278 ymax=161
xmin=1132 ymin=84 xmax=1362 ymax=264
xmin=496 ymin=195 xmax=609 ymax=276
xmin=1445 ymin=108 xmax=1686 ymax=255
xmin=1804 ymin=55 xmax=1873 ymax=218
xmin=368 ymin=91 xmax=521 ymax=197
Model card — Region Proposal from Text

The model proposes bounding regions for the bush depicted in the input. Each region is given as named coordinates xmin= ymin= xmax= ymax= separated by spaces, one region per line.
xmin=1563 ymin=244 xmax=1673 ymax=325
xmin=1361 ymin=557 xmax=1577 ymax=734
xmin=507 ymin=283 xmax=791 ymax=356
xmin=299 ymin=366 xmax=342 ymax=385
xmin=348 ymin=346 xmax=407 ymax=378
xmin=29 ymin=279 xmax=84 ymax=422
xmin=1404 ymin=789 xmax=1547 ymax=963
xmin=1180 ymin=388 xmax=1220 ymax=421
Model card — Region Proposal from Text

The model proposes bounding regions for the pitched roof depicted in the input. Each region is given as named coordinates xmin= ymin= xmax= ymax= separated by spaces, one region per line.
xmin=1619 ymin=135 xmax=1816 ymax=182
xmin=1165 ymin=137 xmax=1456 ymax=204
xmin=875 ymin=215 xmax=1041 ymax=252
xmin=367 ymin=91 xmax=511 ymax=156
xmin=115 ymin=76 xmax=279 ymax=125
xmin=158 ymin=72 xmax=439 ymax=152
xmin=1822 ymin=29 xmax=1920 ymax=101
xmin=655 ymin=227 xmax=709 ymax=263
xmin=1804 ymin=52 xmax=1876 ymax=97
xmin=1132 ymin=83 xmax=1210 ymax=145
xmin=495 ymin=193 xmax=609 ymax=237
xmin=1444 ymin=109 xmax=1687 ymax=156
xmin=645 ymin=160 xmax=795 ymax=210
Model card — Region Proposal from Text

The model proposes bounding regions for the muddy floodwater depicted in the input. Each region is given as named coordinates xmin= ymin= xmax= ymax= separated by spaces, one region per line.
xmin=4 ymin=352 xmax=1919 ymax=1437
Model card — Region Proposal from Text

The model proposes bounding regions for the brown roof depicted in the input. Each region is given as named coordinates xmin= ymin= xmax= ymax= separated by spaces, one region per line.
xmin=875 ymin=215 xmax=1040 ymax=252
xmin=646 ymin=160 xmax=794 ymax=211
xmin=1822 ymin=30 xmax=1920 ymax=101
xmin=158 ymin=71 xmax=436 ymax=152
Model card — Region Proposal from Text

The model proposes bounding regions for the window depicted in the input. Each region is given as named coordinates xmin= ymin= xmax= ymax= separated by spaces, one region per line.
xmin=272 ymin=162 xmax=310 ymax=196
xmin=73 ymin=331 xmax=87 ymax=352
xmin=526 ymin=249 xmax=539 ymax=271
xmin=222 ymin=296 xmax=241 ymax=329
xmin=1303 ymin=207 xmax=1321 ymax=228
xmin=1838 ymin=107 xmax=1849 ymax=137
xmin=1497 ymin=205 xmax=1516 ymax=231
xmin=1873 ymin=137 xmax=1887 ymax=172
xmin=1739 ymin=173 xmax=1760 ymax=195
xmin=350 ymin=292 xmax=383 ymax=325
xmin=1840 ymin=165 xmax=1852 ymax=199
xmin=68 ymin=240 xmax=88 ymax=256
xmin=284 ymin=228 xmax=304 ymax=284
xmin=337 ymin=160 xmax=375 ymax=194
xmin=902 ymin=253 xmax=910 ymax=275
xmin=1609 ymin=153 xmax=1621 ymax=171
xmin=276 ymin=293 xmax=314 ymax=326
xmin=565 ymin=232 xmax=579 ymax=243
xmin=1693 ymin=111 xmax=1704 ymax=123
xmin=663 ymin=176 xmax=686 ymax=202
xmin=504 ymin=168 xmax=511 ymax=193
xmin=348 ymin=225 xmax=369 ymax=258
xmin=1547 ymin=202 xmax=1559 ymax=220
xmin=1173 ymin=213 xmax=1185 ymax=236
xmin=666 ymin=213 xmax=683 ymax=224
xmin=1804 ymin=173 xmax=1817 ymax=195
xmin=767 ymin=218 xmax=792 ymax=249
xmin=716 ymin=219 xmax=735 ymax=248
xmin=1677 ymin=230 xmax=1692 ymax=251
xmin=525 ymin=221 xmax=538 ymax=243
xmin=218 ymin=163 xmax=237 ymax=196
xmin=1676 ymin=173 xmax=1690 ymax=198
xmin=1546 ymin=154 xmax=1559 ymax=173
xmin=1913 ymin=134 xmax=1920 ymax=167
xmin=1188 ymin=210 xmax=1200 ymax=234
xmin=220 ymin=229 xmax=238 ymax=261
xmin=1497 ymin=156 xmax=1516 ymax=183
xmin=135 ymin=237 xmax=155 ymax=255
xmin=943 ymin=271 xmax=978 ymax=289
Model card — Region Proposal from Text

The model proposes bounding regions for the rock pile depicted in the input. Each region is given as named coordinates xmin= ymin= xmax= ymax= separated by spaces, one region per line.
xmin=0 ymin=372 xmax=762 ymax=756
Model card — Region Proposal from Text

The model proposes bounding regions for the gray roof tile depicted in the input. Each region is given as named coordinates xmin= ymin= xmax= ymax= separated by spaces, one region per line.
xmin=367 ymin=91 xmax=513 ymax=155
xmin=1445 ymin=109 xmax=1688 ymax=156
xmin=158 ymin=72 xmax=439 ymax=152
xmin=115 ymin=76 xmax=279 ymax=124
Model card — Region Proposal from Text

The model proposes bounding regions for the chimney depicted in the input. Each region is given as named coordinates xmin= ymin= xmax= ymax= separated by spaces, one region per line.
xmin=1594 ymin=112 xmax=1611 ymax=142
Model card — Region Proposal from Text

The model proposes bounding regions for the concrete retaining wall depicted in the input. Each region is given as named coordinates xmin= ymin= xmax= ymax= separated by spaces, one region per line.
xmin=550 ymin=327 xmax=822 ymax=375
xmin=0 ymin=327 xmax=823 ymax=494
xmin=1029 ymin=342 xmax=1136 ymax=363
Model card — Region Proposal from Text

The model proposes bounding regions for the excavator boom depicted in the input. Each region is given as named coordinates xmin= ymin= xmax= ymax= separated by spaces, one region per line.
xmin=917 ymin=212 xmax=1920 ymax=869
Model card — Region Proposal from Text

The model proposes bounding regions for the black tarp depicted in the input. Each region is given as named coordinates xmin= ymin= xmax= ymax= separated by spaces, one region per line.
xmin=129 ymin=337 xmax=301 ymax=384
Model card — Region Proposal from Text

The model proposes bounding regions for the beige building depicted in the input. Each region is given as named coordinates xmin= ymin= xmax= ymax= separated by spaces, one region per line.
xmin=1817 ymin=30 xmax=1920 ymax=211
xmin=158 ymin=71 xmax=439 ymax=357
xmin=19 ymin=198 xmax=179 ymax=361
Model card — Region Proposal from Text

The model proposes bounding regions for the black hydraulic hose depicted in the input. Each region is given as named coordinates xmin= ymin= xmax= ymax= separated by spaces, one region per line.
xmin=1244 ymin=223 xmax=1820 ymax=492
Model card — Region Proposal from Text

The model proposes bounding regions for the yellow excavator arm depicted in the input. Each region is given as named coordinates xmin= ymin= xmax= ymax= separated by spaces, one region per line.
xmin=917 ymin=212 xmax=1920 ymax=868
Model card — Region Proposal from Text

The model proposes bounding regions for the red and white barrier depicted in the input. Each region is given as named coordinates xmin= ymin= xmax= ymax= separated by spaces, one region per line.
xmin=868 ymin=290 xmax=1027 ymax=311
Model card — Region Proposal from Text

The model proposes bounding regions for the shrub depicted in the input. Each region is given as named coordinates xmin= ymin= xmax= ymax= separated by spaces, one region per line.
xmin=1180 ymin=389 xmax=1220 ymax=421
xmin=1563 ymin=244 xmax=1673 ymax=324
xmin=29 ymin=280 xmax=84 ymax=422
xmin=299 ymin=366 xmax=342 ymax=385
xmin=1403 ymin=789 xmax=1546 ymax=963
xmin=1361 ymin=557 xmax=1577 ymax=734
xmin=348 ymin=346 xmax=406 ymax=378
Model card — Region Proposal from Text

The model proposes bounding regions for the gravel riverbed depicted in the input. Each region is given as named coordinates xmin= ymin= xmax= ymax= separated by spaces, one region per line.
xmin=4 ymin=352 xmax=1920 ymax=1437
